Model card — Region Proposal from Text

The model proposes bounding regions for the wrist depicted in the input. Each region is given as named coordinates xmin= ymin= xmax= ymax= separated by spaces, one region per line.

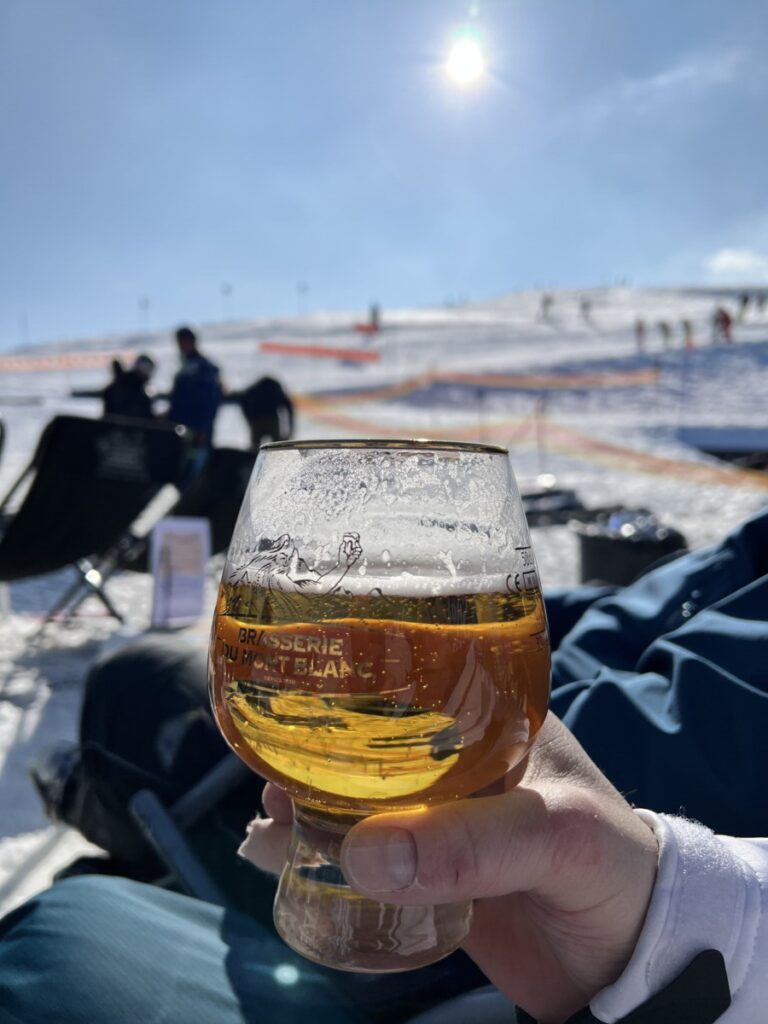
xmin=590 ymin=812 xmax=758 ymax=1022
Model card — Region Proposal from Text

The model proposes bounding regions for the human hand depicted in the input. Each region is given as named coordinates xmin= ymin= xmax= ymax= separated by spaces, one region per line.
xmin=339 ymin=532 xmax=362 ymax=567
xmin=240 ymin=713 xmax=658 ymax=1024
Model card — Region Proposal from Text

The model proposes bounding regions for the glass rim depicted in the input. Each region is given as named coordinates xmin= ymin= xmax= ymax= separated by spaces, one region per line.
xmin=259 ymin=437 xmax=509 ymax=455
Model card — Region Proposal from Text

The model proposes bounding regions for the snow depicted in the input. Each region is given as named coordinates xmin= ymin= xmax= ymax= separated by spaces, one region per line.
xmin=1 ymin=285 xmax=767 ymax=915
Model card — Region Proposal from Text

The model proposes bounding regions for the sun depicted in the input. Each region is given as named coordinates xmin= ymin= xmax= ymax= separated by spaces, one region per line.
xmin=446 ymin=36 xmax=485 ymax=85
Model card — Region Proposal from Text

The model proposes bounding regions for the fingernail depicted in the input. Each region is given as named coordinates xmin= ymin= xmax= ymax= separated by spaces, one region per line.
xmin=343 ymin=828 xmax=416 ymax=892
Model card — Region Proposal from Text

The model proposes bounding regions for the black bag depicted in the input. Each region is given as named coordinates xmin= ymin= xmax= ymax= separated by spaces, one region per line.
xmin=53 ymin=638 xmax=263 ymax=874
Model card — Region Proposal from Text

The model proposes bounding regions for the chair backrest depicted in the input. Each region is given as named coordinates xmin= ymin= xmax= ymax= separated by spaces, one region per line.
xmin=0 ymin=415 xmax=186 ymax=581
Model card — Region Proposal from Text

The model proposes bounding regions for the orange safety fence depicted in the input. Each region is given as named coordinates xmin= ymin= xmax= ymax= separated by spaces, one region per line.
xmin=260 ymin=341 xmax=380 ymax=363
xmin=0 ymin=350 xmax=133 ymax=373
xmin=301 ymin=364 xmax=660 ymax=406
xmin=296 ymin=397 xmax=768 ymax=492
xmin=294 ymin=394 xmax=537 ymax=444
xmin=535 ymin=418 xmax=768 ymax=491
xmin=437 ymin=367 xmax=660 ymax=390
xmin=295 ymin=375 xmax=433 ymax=407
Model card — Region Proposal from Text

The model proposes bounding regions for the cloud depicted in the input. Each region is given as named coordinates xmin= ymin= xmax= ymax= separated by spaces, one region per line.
xmin=584 ymin=48 xmax=751 ymax=122
xmin=623 ymin=48 xmax=748 ymax=101
xmin=707 ymin=248 xmax=768 ymax=282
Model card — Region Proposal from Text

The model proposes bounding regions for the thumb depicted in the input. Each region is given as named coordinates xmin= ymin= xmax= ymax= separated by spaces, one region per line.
xmin=340 ymin=788 xmax=557 ymax=906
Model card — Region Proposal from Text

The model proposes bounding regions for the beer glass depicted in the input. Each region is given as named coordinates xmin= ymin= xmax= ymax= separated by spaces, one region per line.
xmin=209 ymin=439 xmax=550 ymax=972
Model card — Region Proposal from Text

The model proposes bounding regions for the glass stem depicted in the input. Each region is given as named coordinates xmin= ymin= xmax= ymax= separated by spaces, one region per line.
xmin=273 ymin=803 xmax=472 ymax=973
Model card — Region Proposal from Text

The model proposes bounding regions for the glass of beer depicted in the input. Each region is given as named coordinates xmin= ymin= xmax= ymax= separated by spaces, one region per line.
xmin=209 ymin=439 xmax=550 ymax=972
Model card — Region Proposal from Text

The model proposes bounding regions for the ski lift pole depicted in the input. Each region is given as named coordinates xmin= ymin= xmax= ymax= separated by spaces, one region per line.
xmin=677 ymin=346 xmax=692 ymax=430
xmin=652 ymin=355 xmax=662 ymax=413
xmin=535 ymin=392 xmax=548 ymax=476
xmin=425 ymin=362 xmax=435 ymax=436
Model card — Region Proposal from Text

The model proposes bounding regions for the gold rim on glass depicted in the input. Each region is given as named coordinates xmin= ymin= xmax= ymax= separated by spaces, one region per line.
xmin=260 ymin=438 xmax=509 ymax=455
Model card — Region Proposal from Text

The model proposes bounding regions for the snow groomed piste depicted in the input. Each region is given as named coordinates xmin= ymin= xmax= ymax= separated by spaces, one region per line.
xmin=1 ymin=285 xmax=767 ymax=916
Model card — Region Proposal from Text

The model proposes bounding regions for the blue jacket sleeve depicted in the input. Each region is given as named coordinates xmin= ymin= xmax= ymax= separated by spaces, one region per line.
xmin=548 ymin=509 xmax=768 ymax=838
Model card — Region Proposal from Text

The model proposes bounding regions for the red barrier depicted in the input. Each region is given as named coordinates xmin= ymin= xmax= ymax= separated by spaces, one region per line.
xmin=260 ymin=341 xmax=380 ymax=363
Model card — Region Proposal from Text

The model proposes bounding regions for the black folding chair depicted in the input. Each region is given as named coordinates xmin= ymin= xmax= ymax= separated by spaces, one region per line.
xmin=0 ymin=414 xmax=186 ymax=622
xmin=47 ymin=446 xmax=257 ymax=624
xmin=130 ymin=753 xmax=251 ymax=906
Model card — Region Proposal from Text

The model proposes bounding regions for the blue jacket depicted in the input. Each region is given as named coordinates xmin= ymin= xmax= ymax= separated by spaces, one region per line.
xmin=168 ymin=352 xmax=222 ymax=442
xmin=546 ymin=507 xmax=768 ymax=837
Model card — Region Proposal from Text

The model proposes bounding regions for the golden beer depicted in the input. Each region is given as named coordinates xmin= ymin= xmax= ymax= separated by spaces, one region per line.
xmin=210 ymin=581 xmax=550 ymax=816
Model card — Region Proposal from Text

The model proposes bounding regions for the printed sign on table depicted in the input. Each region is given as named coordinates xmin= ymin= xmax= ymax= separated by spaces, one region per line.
xmin=150 ymin=516 xmax=211 ymax=628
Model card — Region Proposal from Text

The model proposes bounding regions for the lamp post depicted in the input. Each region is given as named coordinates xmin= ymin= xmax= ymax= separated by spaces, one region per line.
xmin=138 ymin=296 xmax=151 ymax=335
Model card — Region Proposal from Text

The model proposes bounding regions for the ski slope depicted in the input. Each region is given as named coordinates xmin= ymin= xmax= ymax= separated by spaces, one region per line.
xmin=1 ymin=284 xmax=767 ymax=913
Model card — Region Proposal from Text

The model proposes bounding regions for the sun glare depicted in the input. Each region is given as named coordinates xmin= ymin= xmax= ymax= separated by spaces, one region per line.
xmin=446 ymin=37 xmax=485 ymax=85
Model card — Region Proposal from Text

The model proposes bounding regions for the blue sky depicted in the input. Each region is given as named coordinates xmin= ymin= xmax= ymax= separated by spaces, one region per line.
xmin=1 ymin=0 xmax=767 ymax=346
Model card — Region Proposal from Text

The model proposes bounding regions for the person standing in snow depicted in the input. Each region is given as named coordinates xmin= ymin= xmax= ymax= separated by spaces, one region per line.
xmin=634 ymin=317 xmax=646 ymax=353
xmin=713 ymin=307 xmax=733 ymax=344
xmin=70 ymin=354 xmax=157 ymax=420
xmin=656 ymin=320 xmax=672 ymax=350
xmin=165 ymin=326 xmax=222 ymax=478
xmin=680 ymin=319 xmax=694 ymax=350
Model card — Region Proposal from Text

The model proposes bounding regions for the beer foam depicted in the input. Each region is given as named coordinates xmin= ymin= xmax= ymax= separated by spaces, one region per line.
xmin=227 ymin=446 xmax=538 ymax=593
xmin=332 ymin=570 xmax=539 ymax=597
xmin=225 ymin=565 xmax=539 ymax=597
